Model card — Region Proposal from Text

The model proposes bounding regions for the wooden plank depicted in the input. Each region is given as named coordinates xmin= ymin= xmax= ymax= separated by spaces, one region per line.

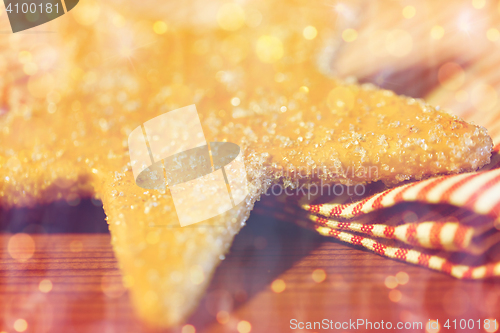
xmin=1 ymin=218 xmax=499 ymax=333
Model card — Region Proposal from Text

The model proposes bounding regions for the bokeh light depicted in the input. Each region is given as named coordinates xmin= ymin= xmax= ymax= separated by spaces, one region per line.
xmin=231 ymin=97 xmax=241 ymax=106
xmin=39 ymin=279 xmax=53 ymax=293
xmin=216 ymin=311 xmax=230 ymax=324
xmin=72 ymin=0 xmax=101 ymax=26
xmin=245 ymin=9 xmax=262 ymax=28
xmin=192 ymin=39 xmax=210 ymax=55
xmin=484 ymin=318 xmax=499 ymax=332
xmin=487 ymin=28 xmax=500 ymax=42
xmin=18 ymin=50 xmax=32 ymax=63
xmin=274 ymin=72 xmax=285 ymax=83
xmin=472 ymin=0 xmax=486 ymax=9
xmin=8 ymin=233 xmax=35 ymax=262
xmin=327 ymin=86 xmax=356 ymax=112
xmin=426 ymin=319 xmax=440 ymax=333
xmin=182 ymin=324 xmax=196 ymax=333
xmin=303 ymin=26 xmax=318 ymax=40
xmin=13 ymin=319 xmax=28 ymax=333
xmin=237 ymin=320 xmax=251 ymax=333
xmin=396 ymin=271 xmax=409 ymax=285
xmin=312 ymin=269 xmax=326 ymax=283
xmin=402 ymin=5 xmax=416 ymax=19
xmin=255 ymin=35 xmax=283 ymax=63
xmin=153 ymin=21 xmax=168 ymax=35
xmin=111 ymin=13 xmax=125 ymax=27
xmin=385 ymin=276 xmax=398 ymax=289
xmin=431 ymin=25 xmax=445 ymax=40
xmin=271 ymin=279 xmax=286 ymax=293
xmin=342 ymin=28 xmax=358 ymax=42
xmin=389 ymin=289 xmax=402 ymax=302
xmin=217 ymin=3 xmax=245 ymax=31
xmin=23 ymin=62 xmax=37 ymax=75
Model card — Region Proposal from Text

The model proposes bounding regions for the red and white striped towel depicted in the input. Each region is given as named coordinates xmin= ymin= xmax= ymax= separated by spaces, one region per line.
xmin=256 ymin=147 xmax=500 ymax=279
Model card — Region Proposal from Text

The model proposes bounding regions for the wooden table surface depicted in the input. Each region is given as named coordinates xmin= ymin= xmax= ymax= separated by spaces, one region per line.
xmin=0 ymin=200 xmax=499 ymax=333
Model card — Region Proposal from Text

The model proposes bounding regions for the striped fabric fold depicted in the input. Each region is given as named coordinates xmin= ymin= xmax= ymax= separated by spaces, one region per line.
xmin=301 ymin=156 xmax=500 ymax=221
xmin=257 ymin=148 xmax=500 ymax=279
